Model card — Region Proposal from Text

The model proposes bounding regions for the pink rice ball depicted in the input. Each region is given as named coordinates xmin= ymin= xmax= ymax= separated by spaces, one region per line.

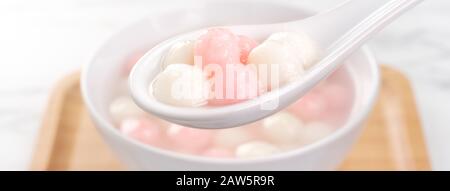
xmin=194 ymin=28 xmax=260 ymax=106
xmin=166 ymin=124 xmax=213 ymax=154
xmin=208 ymin=63 xmax=260 ymax=106
xmin=202 ymin=148 xmax=234 ymax=158
xmin=319 ymin=83 xmax=349 ymax=110
xmin=289 ymin=91 xmax=329 ymax=121
xmin=119 ymin=118 xmax=162 ymax=146
xmin=194 ymin=28 xmax=241 ymax=72
xmin=237 ymin=35 xmax=258 ymax=64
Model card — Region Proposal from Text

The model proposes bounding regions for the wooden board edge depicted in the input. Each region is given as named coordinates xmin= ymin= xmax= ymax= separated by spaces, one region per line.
xmin=381 ymin=67 xmax=431 ymax=170
xmin=30 ymin=71 xmax=81 ymax=170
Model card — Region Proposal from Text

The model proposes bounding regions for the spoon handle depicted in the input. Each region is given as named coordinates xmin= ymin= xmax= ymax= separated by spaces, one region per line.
xmin=320 ymin=0 xmax=422 ymax=70
xmin=286 ymin=0 xmax=423 ymax=49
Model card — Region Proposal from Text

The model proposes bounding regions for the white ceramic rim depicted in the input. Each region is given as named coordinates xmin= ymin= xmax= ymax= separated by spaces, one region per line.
xmin=81 ymin=4 xmax=380 ymax=165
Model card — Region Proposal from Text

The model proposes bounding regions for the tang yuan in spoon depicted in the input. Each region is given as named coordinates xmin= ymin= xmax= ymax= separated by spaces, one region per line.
xmin=130 ymin=0 xmax=422 ymax=129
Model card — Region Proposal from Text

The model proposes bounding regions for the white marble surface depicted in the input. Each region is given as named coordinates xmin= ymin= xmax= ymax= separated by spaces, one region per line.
xmin=0 ymin=0 xmax=449 ymax=170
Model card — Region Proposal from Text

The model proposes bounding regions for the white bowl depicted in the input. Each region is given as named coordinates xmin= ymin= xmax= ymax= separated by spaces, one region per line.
xmin=81 ymin=0 xmax=379 ymax=170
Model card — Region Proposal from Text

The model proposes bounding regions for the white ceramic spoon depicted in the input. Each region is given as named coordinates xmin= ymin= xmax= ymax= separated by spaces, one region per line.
xmin=130 ymin=0 xmax=422 ymax=129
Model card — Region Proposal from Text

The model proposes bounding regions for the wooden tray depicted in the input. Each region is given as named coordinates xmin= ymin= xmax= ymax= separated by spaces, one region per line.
xmin=30 ymin=66 xmax=430 ymax=171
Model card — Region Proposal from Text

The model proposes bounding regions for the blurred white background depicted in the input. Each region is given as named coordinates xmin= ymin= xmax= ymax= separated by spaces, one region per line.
xmin=0 ymin=0 xmax=449 ymax=170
